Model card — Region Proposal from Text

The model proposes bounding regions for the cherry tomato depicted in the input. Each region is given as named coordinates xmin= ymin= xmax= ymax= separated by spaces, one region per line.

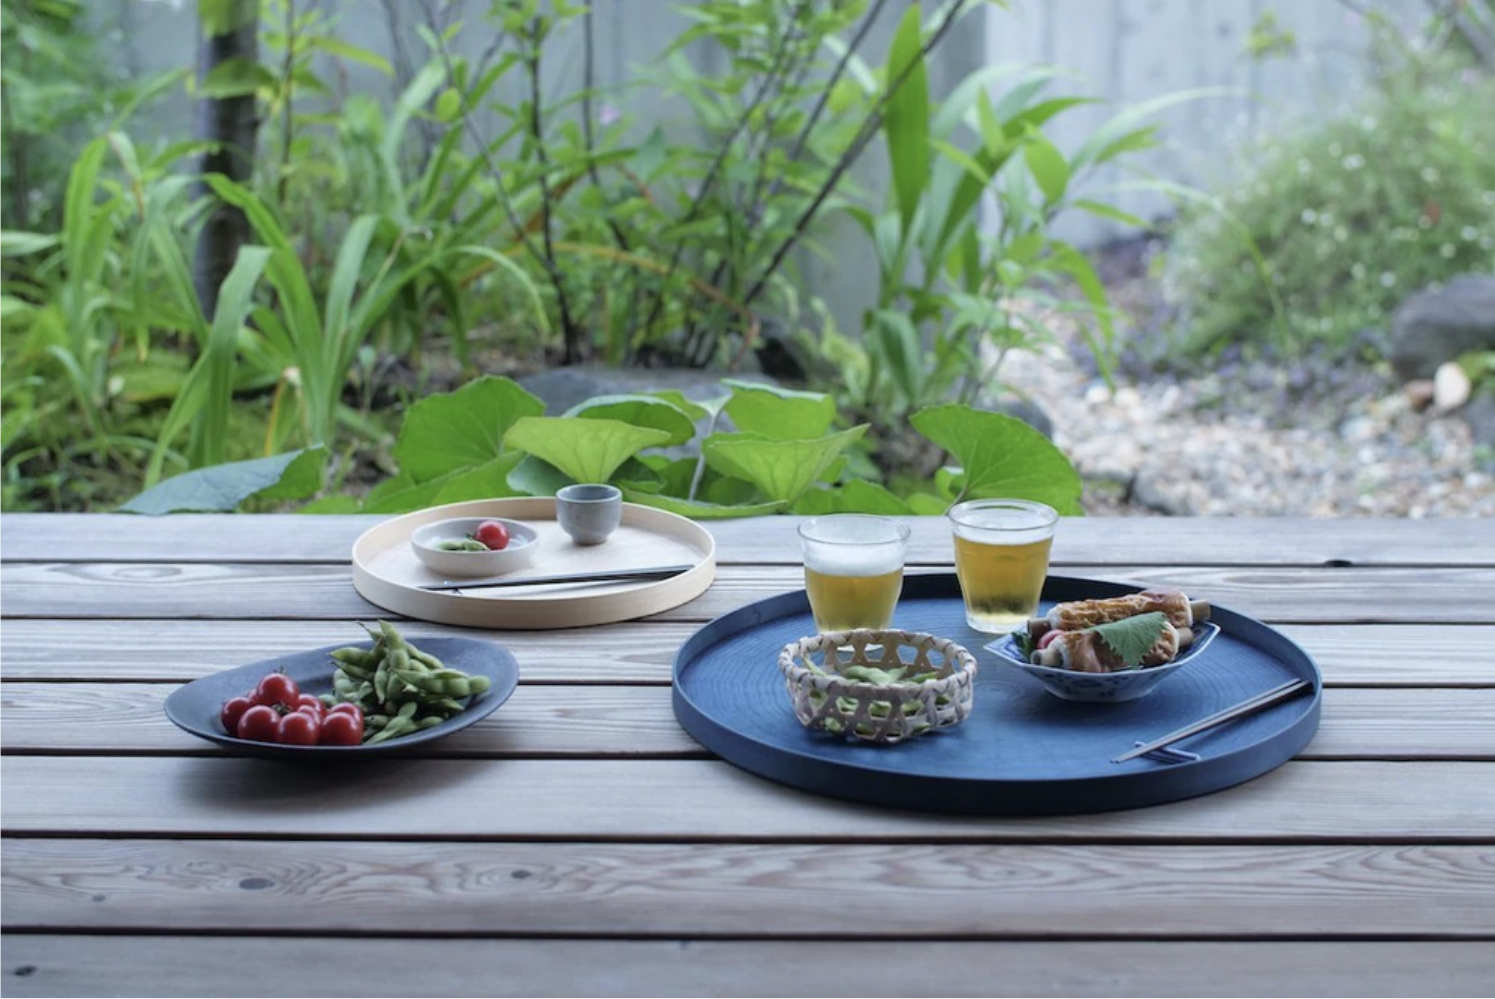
xmin=236 ymin=704 xmax=280 ymax=742
xmin=474 ymin=519 xmax=510 ymax=551
xmin=294 ymin=693 xmax=324 ymax=715
xmin=253 ymin=672 xmax=300 ymax=709
xmin=319 ymin=710 xmax=363 ymax=746
xmin=1036 ymin=629 xmax=1062 ymax=650
xmin=276 ymin=710 xmax=321 ymax=746
xmin=327 ymin=702 xmax=363 ymax=721
xmin=220 ymin=695 xmax=254 ymax=734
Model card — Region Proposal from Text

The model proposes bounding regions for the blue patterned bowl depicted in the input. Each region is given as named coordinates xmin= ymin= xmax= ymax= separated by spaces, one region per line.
xmin=983 ymin=622 xmax=1221 ymax=703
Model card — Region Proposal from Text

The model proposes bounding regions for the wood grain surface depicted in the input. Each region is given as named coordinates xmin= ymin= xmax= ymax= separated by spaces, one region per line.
xmin=4 ymin=756 xmax=1493 ymax=841
xmin=3 ymin=682 xmax=1492 ymax=759
xmin=4 ymin=936 xmax=1493 ymax=998
xmin=5 ymin=560 xmax=1494 ymax=622
xmin=5 ymin=839 xmax=1492 ymax=937
xmin=3 ymin=511 xmax=1490 ymax=999
xmin=3 ymin=618 xmax=1491 ymax=684
xmin=7 ymin=513 xmax=1493 ymax=566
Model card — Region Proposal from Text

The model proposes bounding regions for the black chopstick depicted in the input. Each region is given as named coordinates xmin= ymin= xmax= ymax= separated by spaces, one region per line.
xmin=1111 ymin=678 xmax=1313 ymax=764
xmin=420 ymin=564 xmax=695 ymax=592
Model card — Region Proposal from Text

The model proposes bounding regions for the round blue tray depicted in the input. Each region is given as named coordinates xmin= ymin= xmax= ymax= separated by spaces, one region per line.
xmin=672 ymin=574 xmax=1321 ymax=815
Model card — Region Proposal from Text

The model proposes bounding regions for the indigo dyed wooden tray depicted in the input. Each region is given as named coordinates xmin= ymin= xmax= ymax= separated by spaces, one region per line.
xmin=672 ymin=574 xmax=1321 ymax=815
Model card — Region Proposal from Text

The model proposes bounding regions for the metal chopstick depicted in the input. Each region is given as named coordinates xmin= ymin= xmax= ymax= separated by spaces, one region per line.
xmin=1111 ymin=678 xmax=1312 ymax=764
xmin=420 ymin=564 xmax=695 ymax=591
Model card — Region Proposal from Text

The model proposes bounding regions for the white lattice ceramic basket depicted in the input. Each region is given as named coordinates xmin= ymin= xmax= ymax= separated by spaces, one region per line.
xmin=777 ymin=629 xmax=977 ymax=744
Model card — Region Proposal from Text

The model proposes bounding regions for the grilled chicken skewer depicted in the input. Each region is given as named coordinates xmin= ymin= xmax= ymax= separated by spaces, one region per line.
xmin=1028 ymin=590 xmax=1210 ymax=641
xmin=1035 ymin=619 xmax=1194 ymax=672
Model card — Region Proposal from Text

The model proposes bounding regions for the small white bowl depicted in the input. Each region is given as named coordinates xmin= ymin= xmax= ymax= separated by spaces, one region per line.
xmin=410 ymin=517 xmax=539 ymax=577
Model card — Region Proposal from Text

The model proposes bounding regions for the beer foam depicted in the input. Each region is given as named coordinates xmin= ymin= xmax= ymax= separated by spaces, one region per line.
xmin=949 ymin=503 xmax=1055 ymax=545
xmin=803 ymin=543 xmax=903 ymax=577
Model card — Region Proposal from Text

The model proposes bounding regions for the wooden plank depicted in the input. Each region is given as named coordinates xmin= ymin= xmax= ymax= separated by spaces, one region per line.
xmin=0 ymin=619 xmax=692 ymax=683
xmin=3 ymin=619 xmax=1491 ymax=686
xmin=5 ymin=561 xmax=1493 ymax=623
xmin=4 ymin=936 xmax=1492 ymax=997
xmin=0 ymin=683 xmax=701 ymax=757
xmin=3 ymin=757 xmax=1492 ymax=841
xmin=6 ymin=513 xmax=1494 ymax=566
xmin=5 ymin=840 xmax=1491 ymax=937
xmin=3 ymin=683 xmax=1491 ymax=760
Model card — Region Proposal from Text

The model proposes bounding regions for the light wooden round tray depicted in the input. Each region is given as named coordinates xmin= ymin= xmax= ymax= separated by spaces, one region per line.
xmin=352 ymin=498 xmax=716 ymax=629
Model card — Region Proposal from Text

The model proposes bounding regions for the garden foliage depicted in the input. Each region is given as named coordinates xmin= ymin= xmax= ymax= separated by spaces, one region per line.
xmin=1 ymin=0 xmax=1158 ymax=514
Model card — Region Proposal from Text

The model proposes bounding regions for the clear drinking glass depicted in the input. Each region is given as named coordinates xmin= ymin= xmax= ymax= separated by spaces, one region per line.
xmin=948 ymin=499 xmax=1057 ymax=633
xmin=797 ymin=515 xmax=911 ymax=633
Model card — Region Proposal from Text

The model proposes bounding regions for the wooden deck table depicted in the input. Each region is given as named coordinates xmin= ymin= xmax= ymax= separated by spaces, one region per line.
xmin=2 ymin=513 xmax=1493 ymax=997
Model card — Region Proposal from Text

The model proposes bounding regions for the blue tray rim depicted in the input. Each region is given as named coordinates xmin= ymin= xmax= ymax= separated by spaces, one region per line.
xmin=672 ymin=573 xmax=1322 ymax=815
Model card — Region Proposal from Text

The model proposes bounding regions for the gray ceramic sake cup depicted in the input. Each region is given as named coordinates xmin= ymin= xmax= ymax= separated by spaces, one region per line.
xmin=555 ymin=483 xmax=623 ymax=545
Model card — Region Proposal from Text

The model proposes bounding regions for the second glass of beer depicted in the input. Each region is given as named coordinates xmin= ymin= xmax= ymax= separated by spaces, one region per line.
xmin=798 ymin=515 xmax=910 ymax=633
xmin=948 ymin=499 xmax=1057 ymax=633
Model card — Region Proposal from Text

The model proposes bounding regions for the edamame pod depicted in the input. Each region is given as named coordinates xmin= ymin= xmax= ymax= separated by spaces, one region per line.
xmin=365 ymin=716 xmax=416 ymax=744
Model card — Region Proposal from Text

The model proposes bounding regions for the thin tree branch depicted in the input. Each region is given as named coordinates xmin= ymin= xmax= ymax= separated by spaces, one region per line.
xmin=742 ymin=0 xmax=971 ymax=308
xmin=526 ymin=16 xmax=582 ymax=362
xmin=276 ymin=0 xmax=296 ymax=207
xmin=638 ymin=0 xmax=813 ymax=342
xmin=776 ymin=0 xmax=887 ymax=190
xmin=582 ymin=3 xmax=631 ymax=252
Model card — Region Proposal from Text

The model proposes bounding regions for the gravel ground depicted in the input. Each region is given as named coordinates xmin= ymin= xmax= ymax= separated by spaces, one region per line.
xmin=991 ymin=253 xmax=1495 ymax=517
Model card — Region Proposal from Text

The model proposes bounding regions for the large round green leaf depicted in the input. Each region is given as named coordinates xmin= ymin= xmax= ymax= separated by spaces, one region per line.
xmin=703 ymin=425 xmax=867 ymax=505
xmin=394 ymin=376 xmax=544 ymax=482
xmin=910 ymin=403 xmax=1082 ymax=514
xmin=119 ymin=447 xmax=325 ymax=515
xmin=564 ymin=393 xmax=698 ymax=446
xmin=504 ymin=416 xmax=671 ymax=485
xmin=720 ymin=378 xmax=836 ymax=439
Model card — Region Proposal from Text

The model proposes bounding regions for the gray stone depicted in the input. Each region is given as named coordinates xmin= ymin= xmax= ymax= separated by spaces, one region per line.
xmin=1463 ymin=386 xmax=1495 ymax=451
xmin=992 ymin=396 xmax=1055 ymax=439
xmin=1388 ymin=274 xmax=1495 ymax=380
xmin=1129 ymin=470 xmax=1194 ymax=515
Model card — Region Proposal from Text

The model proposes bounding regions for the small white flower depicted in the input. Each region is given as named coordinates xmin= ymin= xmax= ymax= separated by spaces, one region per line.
xmin=1482 ymin=191 xmax=1495 ymax=206
xmin=1420 ymin=166 xmax=1440 ymax=184
xmin=1341 ymin=154 xmax=1365 ymax=170
xmin=1351 ymin=262 xmax=1367 ymax=280
xmin=1360 ymin=115 xmax=1377 ymax=131
xmin=1301 ymin=209 xmax=1318 ymax=224
xmin=1441 ymin=242 xmax=1458 ymax=258
xmin=1380 ymin=271 xmax=1397 ymax=287
xmin=1334 ymin=225 xmax=1348 ymax=242
xmin=1461 ymin=225 xmax=1480 ymax=240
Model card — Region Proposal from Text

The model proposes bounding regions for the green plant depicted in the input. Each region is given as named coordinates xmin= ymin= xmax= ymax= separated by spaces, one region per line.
xmin=423 ymin=0 xmax=982 ymax=370
xmin=1164 ymin=14 xmax=1495 ymax=359
xmin=142 ymin=175 xmax=458 ymax=485
xmin=792 ymin=5 xmax=1188 ymax=451
xmin=120 ymin=375 xmax=1084 ymax=517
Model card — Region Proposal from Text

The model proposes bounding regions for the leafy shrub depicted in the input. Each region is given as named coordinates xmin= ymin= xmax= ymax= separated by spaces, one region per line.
xmin=123 ymin=377 xmax=1084 ymax=518
xmin=1164 ymin=44 xmax=1495 ymax=359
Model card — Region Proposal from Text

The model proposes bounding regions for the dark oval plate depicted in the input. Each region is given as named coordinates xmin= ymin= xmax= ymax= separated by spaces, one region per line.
xmin=163 ymin=637 xmax=518 ymax=757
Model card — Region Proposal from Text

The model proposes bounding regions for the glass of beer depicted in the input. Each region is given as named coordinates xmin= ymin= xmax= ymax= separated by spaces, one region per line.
xmin=948 ymin=499 xmax=1057 ymax=633
xmin=798 ymin=515 xmax=910 ymax=633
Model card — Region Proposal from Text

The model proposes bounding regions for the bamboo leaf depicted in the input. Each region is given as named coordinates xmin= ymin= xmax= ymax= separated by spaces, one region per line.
xmin=883 ymin=4 xmax=931 ymax=236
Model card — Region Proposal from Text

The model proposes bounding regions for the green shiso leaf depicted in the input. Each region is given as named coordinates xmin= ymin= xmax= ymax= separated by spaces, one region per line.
xmin=1088 ymin=611 xmax=1168 ymax=668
